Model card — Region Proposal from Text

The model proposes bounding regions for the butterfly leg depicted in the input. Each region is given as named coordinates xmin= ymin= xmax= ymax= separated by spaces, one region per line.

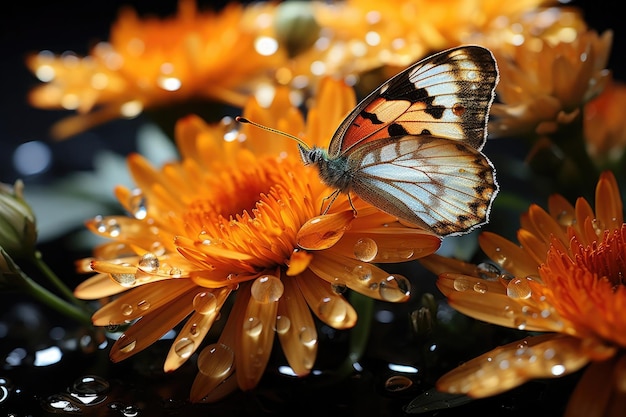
xmin=320 ymin=190 xmax=358 ymax=217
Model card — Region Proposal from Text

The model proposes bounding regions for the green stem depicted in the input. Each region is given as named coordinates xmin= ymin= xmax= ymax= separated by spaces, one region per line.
xmin=20 ymin=271 xmax=93 ymax=326
xmin=334 ymin=292 xmax=375 ymax=379
xmin=32 ymin=250 xmax=92 ymax=314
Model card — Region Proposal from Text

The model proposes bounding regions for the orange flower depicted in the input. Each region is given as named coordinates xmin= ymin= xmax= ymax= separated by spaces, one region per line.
xmin=26 ymin=0 xmax=285 ymax=140
xmin=484 ymin=11 xmax=613 ymax=138
xmin=421 ymin=171 xmax=626 ymax=416
xmin=584 ymin=79 xmax=626 ymax=168
xmin=74 ymin=78 xmax=441 ymax=402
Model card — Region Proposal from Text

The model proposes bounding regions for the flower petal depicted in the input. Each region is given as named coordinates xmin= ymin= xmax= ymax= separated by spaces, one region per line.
xmin=438 ymin=334 xmax=590 ymax=398
xmin=92 ymin=279 xmax=197 ymax=325
xmin=109 ymin=287 xmax=198 ymax=362
xmin=297 ymin=210 xmax=355 ymax=250
xmin=295 ymin=270 xmax=357 ymax=329
xmin=236 ymin=281 xmax=278 ymax=391
xmin=276 ymin=277 xmax=317 ymax=376
xmin=164 ymin=287 xmax=232 ymax=372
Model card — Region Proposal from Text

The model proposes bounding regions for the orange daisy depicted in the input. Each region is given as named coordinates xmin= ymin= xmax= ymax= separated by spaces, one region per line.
xmin=420 ymin=170 xmax=626 ymax=416
xmin=74 ymin=77 xmax=441 ymax=402
xmin=26 ymin=0 xmax=285 ymax=140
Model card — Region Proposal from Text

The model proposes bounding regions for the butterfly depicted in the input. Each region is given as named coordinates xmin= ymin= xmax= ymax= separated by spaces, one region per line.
xmin=240 ymin=45 xmax=499 ymax=237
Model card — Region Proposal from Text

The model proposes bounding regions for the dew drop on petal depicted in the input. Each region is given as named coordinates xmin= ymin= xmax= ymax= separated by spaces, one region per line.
xmin=556 ymin=210 xmax=575 ymax=226
xmin=318 ymin=297 xmax=347 ymax=324
xmin=298 ymin=326 xmax=317 ymax=347
xmin=251 ymin=275 xmax=284 ymax=303
xmin=138 ymin=253 xmax=159 ymax=273
xmin=197 ymin=343 xmax=234 ymax=378
xmin=118 ymin=337 xmax=136 ymax=354
xmin=128 ymin=190 xmax=147 ymax=220
xmin=453 ymin=277 xmax=471 ymax=291
xmin=475 ymin=262 xmax=501 ymax=280
xmin=384 ymin=375 xmax=413 ymax=392
xmin=174 ymin=338 xmax=195 ymax=359
xmin=506 ymin=278 xmax=532 ymax=299
xmin=275 ymin=315 xmax=291 ymax=334
xmin=379 ymin=275 xmax=411 ymax=302
xmin=136 ymin=300 xmax=150 ymax=311
xmin=244 ymin=317 xmax=263 ymax=337
xmin=353 ymin=237 xmax=378 ymax=262
xmin=95 ymin=217 xmax=121 ymax=237
xmin=473 ymin=282 xmax=488 ymax=294
xmin=352 ymin=265 xmax=372 ymax=282
xmin=112 ymin=273 xmax=136 ymax=287
xmin=193 ymin=292 xmax=217 ymax=315
xmin=331 ymin=283 xmax=347 ymax=294
xmin=120 ymin=304 xmax=133 ymax=316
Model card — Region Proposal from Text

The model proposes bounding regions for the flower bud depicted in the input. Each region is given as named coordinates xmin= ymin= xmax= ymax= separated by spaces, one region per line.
xmin=0 ymin=180 xmax=37 ymax=259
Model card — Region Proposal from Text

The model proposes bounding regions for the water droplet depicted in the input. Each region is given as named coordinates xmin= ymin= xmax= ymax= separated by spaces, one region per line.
xmin=298 ymin=326 xmax=317 ymax=347
xmin=250 ymin=275 xmax=284 ymax=303
xmin=112 ymin=273 xmax=136 ymax=287
xmin=453 ymin=277 xmax=471 ymax=291
xmin=174 ymin=338 xmax=195 ymax=359
xmin=244 ymin=317 xmax=263 ymax=337
xmin=507 ymin=278 xmax=532 ymax=299
xmin=128 ymin=190 xmax=147 ymax=219
xmin=513 ymin=317 xmax=527 ymax=330
xmin=168 ymin=267 xmax=182 ymax=277
xmin=120 ymin=304 xmax=133 ymax=316
xmin=275 ymin=315 xmax=291 ymax=334
xmin=353 ymin=237 xmax=378 ymax=262
xmin=45 ymin=394 xmax=82 ymax=413
xmin=384 ymin=375 xmax=413 ymax=392
xmin=118 ymin=337 xmax=136 ymax=354
xmin=138 ymin=253 xmax=159 ymax=272
xmin=197 ymin=343 xmax=234 ymax=378
xmin=121 ymin=405 xmax=140 ymax=417
xmin=473 ymin=282 xmax=488 ymax=294
xmin=556 ymin=210 xmax=575 ymax=226
xmin=379 ymin=275 xmax=411 ymax=302
xmin=193 ymin=292 xmax=217 ymax=315
xmin=331 ymin=283 xmax=347 ymax=294
xmin=352 ymin=265 xmax=372 ymax=282
xmin=70 ymin=375 xmax=109 ymax=405
xmin=95 ymin=216 xmax=122 ymax=237
xmin=475 ymin=262 xmax=501 ymax=280
xmin=137 ymin=300 xmax=150 ymax=311
xmin=318 ymin=297 xmax=347 ymax=324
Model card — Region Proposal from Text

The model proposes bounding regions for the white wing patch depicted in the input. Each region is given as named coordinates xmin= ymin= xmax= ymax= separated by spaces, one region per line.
xmin=348 ymin=136 xmax=498 ymax=236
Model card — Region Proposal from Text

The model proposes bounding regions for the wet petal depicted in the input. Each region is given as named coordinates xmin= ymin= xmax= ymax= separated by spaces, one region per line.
xmin=479 ymin=232 xmax=539 ymax=278
xmin=438 ymin=334 xmax=590 ymax=398
xmin=236 ymin=281 xmax=278 ymax=391
xmin=297 ymin=210 xmax=355 ymax=250
xmin=109 ymin=287 xmax=198 ymax=362
xmin=92 ymin=280 xmax=196 ymax=325
xmin=309 ymin=251 xmax=411 ymax=302
xmin=164 ymin=287 xmax=232 ymax=372
xmin=276 ymin=277 xmax=317 ymax=376
xmin=295 ymin=270 xmax=357 ymax=329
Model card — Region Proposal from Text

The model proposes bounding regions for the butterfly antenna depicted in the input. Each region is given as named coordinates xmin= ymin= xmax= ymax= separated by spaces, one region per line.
xmin=235 ymin=116 xmax=311 ymax=150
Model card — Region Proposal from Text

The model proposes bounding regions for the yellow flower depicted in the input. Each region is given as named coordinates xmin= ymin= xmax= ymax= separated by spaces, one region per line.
xmin=74 ymin=78 xmax=441 ymax=402
xmin=421 ymin=171 xmax=626 ymax=416
xmin=584 ymin=79 xmax=626 ymax=168
xmin=26 ymin=0 xmax=284 ymax=140
xmin=484 ymin=10 xmax=613 ymax=138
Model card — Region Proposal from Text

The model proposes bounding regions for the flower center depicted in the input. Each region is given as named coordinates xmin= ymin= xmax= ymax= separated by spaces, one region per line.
xmin=569 ymin=224 xmax=626 ymax=290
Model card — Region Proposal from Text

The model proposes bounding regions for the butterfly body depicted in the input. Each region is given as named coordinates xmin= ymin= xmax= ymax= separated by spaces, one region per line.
xmin=301 ymin=45 xmax=500 ymax=237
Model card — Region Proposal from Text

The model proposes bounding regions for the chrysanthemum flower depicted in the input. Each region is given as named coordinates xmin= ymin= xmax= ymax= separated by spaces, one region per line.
xmin=26 ymin=0 xmax=285 ymax=140
xmin=583 ymin=79 xmax=626 ymax=168
xmin=420 ymin=170 xmax=626 ymax=416
xmin=483 ymin=10 xmax=613 ymax=138
xmin=74 ymin=78 xmax=441 ymax=402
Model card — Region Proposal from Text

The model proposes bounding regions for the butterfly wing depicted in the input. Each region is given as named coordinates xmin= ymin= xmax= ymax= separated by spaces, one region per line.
xmin=328 ymin=45 xmax=498 ymax=157
xmin=347 ymin=135 xmax=498 ymax=236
